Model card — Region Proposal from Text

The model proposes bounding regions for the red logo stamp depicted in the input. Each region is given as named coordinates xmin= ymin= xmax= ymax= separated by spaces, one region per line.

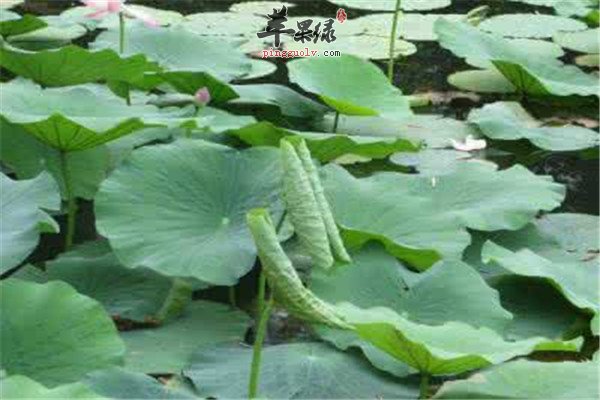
xmin=336 ymin=8 xmax=347 ymax=24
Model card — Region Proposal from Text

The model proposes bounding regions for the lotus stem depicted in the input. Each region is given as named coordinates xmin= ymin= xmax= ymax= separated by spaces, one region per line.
xmin=59 ymin=151 xmax=76 ymax=250
xmin=119 ymin=12 xmax=132 ymax=106
xmin=228 ymin=285 xmax=236 ymax=308
xmin=387 ymin=0 xmax=402 ymax=82
xmin=248 ymin=271 xmax=273 ymax=399
xmin=419 ymin=373 xmax=430 ymax=399
xmin=247 ymin=210 xmax=286 ymax=398
xmin=332 ymin=111 xmax=340 ymax=133
xmin=119 ymin=12 xmax=125 ymax=54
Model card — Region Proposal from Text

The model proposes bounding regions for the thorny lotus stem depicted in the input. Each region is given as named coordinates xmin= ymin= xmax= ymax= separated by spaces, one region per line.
xmin=332 ymin=111 xmax=340 ymax=133
xmin=248 ymin=271 xmax=273 ymax=399
xmin=59 ymin=151 xmax=76 ymax=250
xmin=419 ymin=373 xmax=430 ymax=399
xmin=119 ymin=12 xmax=125 ymax=54
xmin=387 ymin=0 xmax=402 ymax=82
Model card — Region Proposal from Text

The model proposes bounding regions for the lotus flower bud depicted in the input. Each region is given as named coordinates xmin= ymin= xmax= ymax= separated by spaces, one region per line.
xmin=194 ymin=87 xmax=211 ymax=106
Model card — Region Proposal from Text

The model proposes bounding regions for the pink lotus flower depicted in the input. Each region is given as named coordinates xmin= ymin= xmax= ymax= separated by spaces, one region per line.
xmin=194 ymin=87 xmax=211 ymax=106
xmin=81 ymin=0 xmax=159 ymax=27
xmin=450 ymin=135 xmax=486 ymax=152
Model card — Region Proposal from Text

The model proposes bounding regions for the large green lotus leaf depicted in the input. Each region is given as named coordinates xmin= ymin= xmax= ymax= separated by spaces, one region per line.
xmin=0 ymin=172 xmax=60 ymax=273
xmin=468 ymin=101 xmax=599 ymax=151
xmin=0 ymin=9 xmax=19 ymax=21
xmin=435 ymin=19 xmax=599 ymax=97
xmin=466 ymin=213 xmax=598 ymax=278
xmin=0 ymin=279 xmax=125 ymax=386
xmin=482 ymin=242 xmax=598 ymax=315
xmin=554 ymin=28 xmax=600 ymax=53
xmin=480 ymin=14 xmax=587 ymax=38
xmin=244 ymin=14 xmax=416 ymax=59
xmin=390 ymin=149 xmax=494 ymax=177
xmin=0 ymin=79 xmax=216 ymax=151
xmin=229 ymin=84 xmax=328 ymax=119
xmin=492 ymin=276 xmax=582 ymax=341
xmin=508 ymin=0 xmax=597 ymax=16
xmin=121 ymin=301 xmax=250 ymax=374
xmin=328 ymin=0 xmax=450 ymax=11
xmin=0 ymin=43 xmax=160 ymax=87
xmin=84 ymin=368 xmax=197 ymax=399
xmin=193 ymin=106 xmax=256 ymax=133
xmin=282 ymin=30 xmax=417 ymax=60
xmin=0 ymin=13 xmax=46 ymax=37
xmin=241 ymin=59 xmax=277 ymax=80
xmin=7 ymin=15 xmax=87 ymax=50
xmin=313 ymin=246 xmax=512 ymax=330
xmin=345 ymin=13 xmax=465 ymax=41
xmin=434 ymin=359 xmax=599 ymax=399
xmin=0 ymin=0 xmax=22 ymax=9
xmin=0 ymin=120 xmax=109 ymax=200
xmin=321 ymin=162 xmax=565 ymax=270
xmin=182 ymin=11 xmax=265 ymax=37
xmin=229 ymin=1 xmax=295 ymax=14
xmin=183 ymin=342 xmax=419 ymax=399
xmin=0 ymin=375 xmax=103 ymax=399
xmin=465 ymin=39 xmax=565 ymax=70
xmin=105 ymin=127 xmax=175 ymax=168
xmin=156 ymin=71 xmax=237 ymax=103
xmin=310 ymin=245 xmax=512 ymax=376
xmin=92 ymin=24 xmax=251 ymax=82
xmin=95 ymin=139 xmax=282 ymax=285
xmin=60 ymin=5 xmax=184 ymax=30
xmin=228 ymin=122 xmax=419 ymax=162
xmin=288 ymin=55 xmax=412 ymax=119
xmin=448 ymin=69 xmax=516 ymax=93
xmin=315 ymin=114 xmax=479 ymax=149
xmin=45 ymin=241 xmax=192 ymax=323
xmin=337 ymin=303 xmax=580 ymax=376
